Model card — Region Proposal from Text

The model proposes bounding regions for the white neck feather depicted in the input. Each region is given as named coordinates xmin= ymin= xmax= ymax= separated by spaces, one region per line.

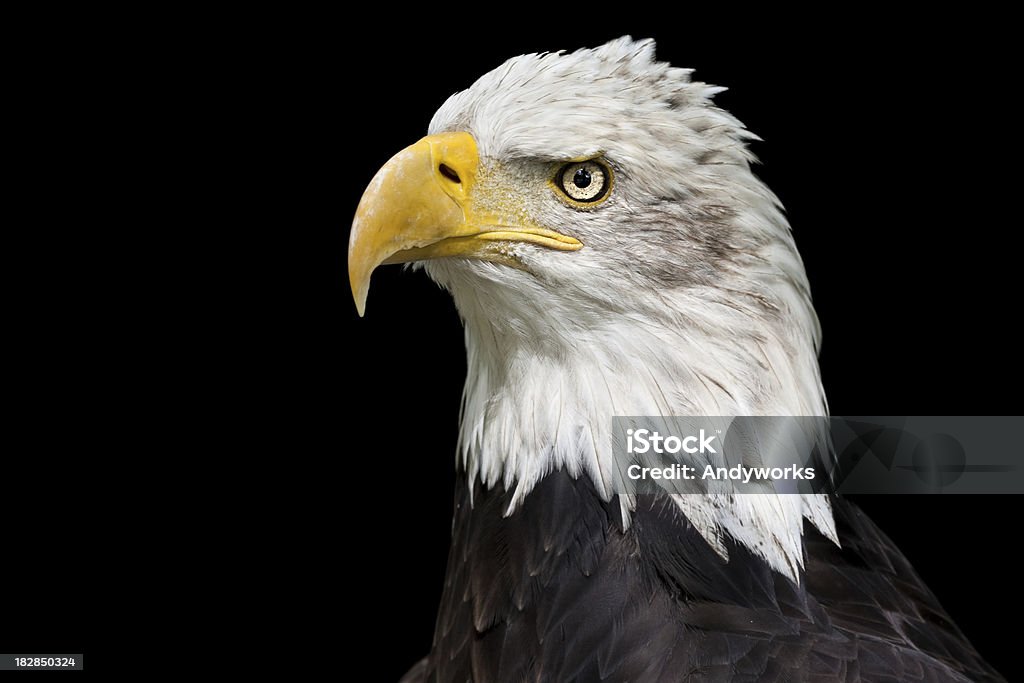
xmin=428 ymin=248 xmax=839 ymax=581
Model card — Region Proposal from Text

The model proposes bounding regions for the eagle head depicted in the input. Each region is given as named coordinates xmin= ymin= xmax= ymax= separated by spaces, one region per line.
xmin=348 ymin=37 xmax=835 ymax=579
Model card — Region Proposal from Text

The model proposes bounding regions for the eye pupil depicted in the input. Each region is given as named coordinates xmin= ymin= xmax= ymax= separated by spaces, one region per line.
xmin=572 ymin=168 xmax=592 ymax=188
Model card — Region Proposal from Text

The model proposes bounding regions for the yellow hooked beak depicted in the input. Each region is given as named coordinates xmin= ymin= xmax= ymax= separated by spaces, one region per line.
xmin=347 ymin=132 xmax=583 ymax=315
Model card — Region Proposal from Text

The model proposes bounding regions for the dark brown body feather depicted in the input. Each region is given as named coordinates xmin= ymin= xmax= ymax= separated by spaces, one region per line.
xmin=402 ymin=471 xmax=1003 ymax=682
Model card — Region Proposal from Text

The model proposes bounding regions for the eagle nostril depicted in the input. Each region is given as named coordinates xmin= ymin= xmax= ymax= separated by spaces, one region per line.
xmin=438 ymin=163 xmax=461 ymax=184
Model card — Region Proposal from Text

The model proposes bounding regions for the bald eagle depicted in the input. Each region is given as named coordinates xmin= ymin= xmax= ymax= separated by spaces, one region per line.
xmin=349 ymin=38 xmax=1004 ymax=683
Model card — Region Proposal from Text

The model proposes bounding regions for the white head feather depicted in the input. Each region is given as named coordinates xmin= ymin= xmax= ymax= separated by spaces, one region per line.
xmin=422 ymin=37 xmax=838 ymax=580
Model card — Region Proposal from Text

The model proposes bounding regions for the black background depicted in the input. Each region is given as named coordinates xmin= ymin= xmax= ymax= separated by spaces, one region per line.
xmin=4 ymin=12 xmax=1020 ymax=679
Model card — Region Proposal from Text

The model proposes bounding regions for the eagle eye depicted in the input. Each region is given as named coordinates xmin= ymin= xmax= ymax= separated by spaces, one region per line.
xmin=556 ymin=160 xmax=611 ymax=204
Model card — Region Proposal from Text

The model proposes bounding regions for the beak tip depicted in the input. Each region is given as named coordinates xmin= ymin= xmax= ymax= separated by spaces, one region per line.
xmin=352 ymin=284 xmax=368 ymax=318
xmin=349 ymin=258 xmax=370 ymax=318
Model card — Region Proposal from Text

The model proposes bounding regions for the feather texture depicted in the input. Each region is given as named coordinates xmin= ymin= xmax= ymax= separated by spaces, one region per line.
xmin=403 ymin=472 xmax=1004 ymax=682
